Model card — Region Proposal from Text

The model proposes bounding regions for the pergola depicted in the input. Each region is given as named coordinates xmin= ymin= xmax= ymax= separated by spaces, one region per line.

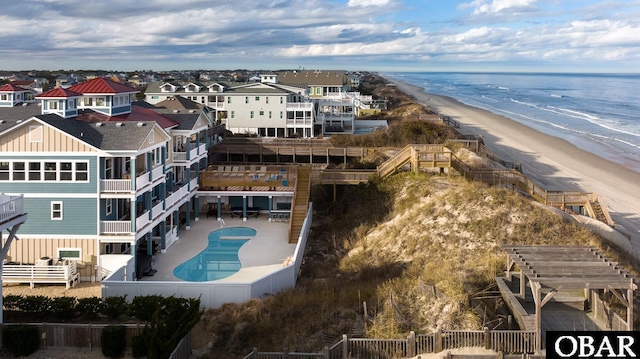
xmin=503 ymin=245 xmax=636 ymax=349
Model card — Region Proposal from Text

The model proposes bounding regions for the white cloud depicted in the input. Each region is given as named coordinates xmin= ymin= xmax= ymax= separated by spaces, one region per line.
xmin=347 ymin=0 xmax=391 ymax=7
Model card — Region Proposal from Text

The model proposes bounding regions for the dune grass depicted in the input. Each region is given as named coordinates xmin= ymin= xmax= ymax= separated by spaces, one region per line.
xmin=192 ymin=171 xmax=627 ymax=358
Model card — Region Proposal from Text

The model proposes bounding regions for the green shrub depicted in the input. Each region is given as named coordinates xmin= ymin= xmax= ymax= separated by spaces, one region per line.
xmin=102 ymin=295 xmax=129 ymax=320
xmin=50 ymin=296 xmax=77 ymax=320
xmin=77 ymin=297 xmax=104 ymax=320
xmin=131 ymin=295 xmax=164 ymax=321
xmin=101 ymin=325 xmax=126 ymax=358
xmin=2 ymin=325 xmax=40 ymax=356
xmin=18 ymin=295 xmax=51 ymax=314
xmin=2 ymin=295 xmax=23 ymax=311
xmin=131 ymin=334 xmax=148 ymax=358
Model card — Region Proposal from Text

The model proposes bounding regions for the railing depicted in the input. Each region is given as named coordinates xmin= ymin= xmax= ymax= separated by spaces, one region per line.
xmin=136 ymin=171 xmax=150 ymax=189
xmin=136 ymin=210 xmax=150 ymax=230
xmin=246 ymin=329 xmax=537 ymax=359
xmin=152 ymin=201 xmax=164 ymax=219
xmin=173 ymin=151 xmax=187 ymax=162
xmin=287 ymin=103 xmax=314 ymax=110
xmin=2 ymin=260 xmax=79 ymax=289
xmin=189 ymin=177 xmax=198 ymax=191
xmin=173 ymin=144 xmax=206 ymax=163
xmin=100 ymin=179 xmax=132 ymax=192
xmin=100 ymin=221 xmax=131 ymax=234
xmin=165 ymin=225 xmax=179 ymax=249
xmin=152 ymin=165 xmax=164 ymax=182
xmin=0 ymin=194 xmax=24 ymax=223
xmin=286 ymin=119 xmax=313 ymax=126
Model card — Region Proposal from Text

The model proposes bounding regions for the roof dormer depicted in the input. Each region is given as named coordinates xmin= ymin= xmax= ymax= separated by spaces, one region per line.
xmin=0 ymin=83 xmax=31 ymax=107
xmin=160 ymin=82 xmax=181 ymax=93
xmin=184 ymin=82 xmax=203 ymax=93
xmin=35 ymin=88 xmax=82 ymax=118
xmin=207 ymin=83 xmax=225 ymax=93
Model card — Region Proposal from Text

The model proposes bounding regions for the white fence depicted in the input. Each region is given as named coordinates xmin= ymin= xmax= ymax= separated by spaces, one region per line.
xmin=102 ymin=203 xmax=313 ymax=308
xmin=2 ymin=260 xmax=79 ymax=289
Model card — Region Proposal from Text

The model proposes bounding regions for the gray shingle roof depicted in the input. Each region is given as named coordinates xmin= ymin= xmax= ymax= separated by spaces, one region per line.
xmin=0 ymin=102 xmax=43 ymax=121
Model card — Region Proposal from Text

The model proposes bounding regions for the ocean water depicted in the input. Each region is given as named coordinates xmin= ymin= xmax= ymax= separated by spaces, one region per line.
xmin=386 ymin=72 xmax=640 ymax=173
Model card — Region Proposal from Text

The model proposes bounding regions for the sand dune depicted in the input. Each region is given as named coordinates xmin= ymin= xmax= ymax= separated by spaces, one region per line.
xmin=386 ymin=77 xmax=640 ymax=251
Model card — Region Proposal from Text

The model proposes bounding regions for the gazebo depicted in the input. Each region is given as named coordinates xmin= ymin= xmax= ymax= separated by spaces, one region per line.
xmin=503 ymin=245 xmax=636 ymax=349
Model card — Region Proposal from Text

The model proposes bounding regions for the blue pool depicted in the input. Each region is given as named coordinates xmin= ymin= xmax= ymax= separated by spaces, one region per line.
xmin=173 ymin=227 xmax=257 ymax=282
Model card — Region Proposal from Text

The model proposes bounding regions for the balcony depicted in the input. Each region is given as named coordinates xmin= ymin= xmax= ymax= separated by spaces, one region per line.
xmin=100 ymin=179 xmax=132 ymax=193
xmin=0 ymin=194 xmax=25 ymax=224
xmin=286 ymin=102 xmax=314 ymax=111
xmin=172 ymin=144 xmax=206 ymax=163
xmin=100 ymin=221 xmax=132 ymax=234
xmin=151 ymin=201 xmax=164 ymax=220
xmin=136 ymin=210 xmax=151 ymax=231
xmin=188 ymin=178 xmax=198 ymax=191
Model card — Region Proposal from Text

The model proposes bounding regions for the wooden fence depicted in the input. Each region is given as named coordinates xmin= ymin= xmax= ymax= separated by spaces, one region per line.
xmin=244 ymin=329 xmax=537 ymax=359
xmin=0 ymin=323 xmax=193 ymax=359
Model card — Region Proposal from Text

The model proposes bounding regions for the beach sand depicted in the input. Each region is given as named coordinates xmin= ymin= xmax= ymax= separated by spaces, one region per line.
xmin=385 ymin=77 xmax=640 ymax=250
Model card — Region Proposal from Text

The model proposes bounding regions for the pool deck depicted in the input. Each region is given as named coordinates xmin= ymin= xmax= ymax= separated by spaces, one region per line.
xmin=139 ymin=215 xmax=297 ymax=283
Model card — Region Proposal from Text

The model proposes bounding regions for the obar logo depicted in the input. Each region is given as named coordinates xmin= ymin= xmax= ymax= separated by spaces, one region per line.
xmin=547 ymin=332 xmax=640 ymax=359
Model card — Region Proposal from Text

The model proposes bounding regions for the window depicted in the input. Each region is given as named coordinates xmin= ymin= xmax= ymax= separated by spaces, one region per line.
xmin=58 ymin=247 xmax=81 ymax=260
xmin=0 ymin=94 xmax=7 ymax=101
xmin=250 ymin=111 xmax=254 ymax=118
xmin=75 ymin=162 xmax=88 ymax=181
xmin=29 ymin=162 xmax=41 ymax=180
xmin=255 ymin=96 xmax=260 ymax=101
xmin=44 ymin=162 xmax=57 ymax=180
xmin=29 ymin=125 xmax=43 ymax=143
xmin=0 ymin=162 xmax=8 ymax=180
xmin=106 ymin=198 xmax=112 ymax=216
xmin=84 ymin=97 xmax=93 ymax=106
xmin=51 ymin=201 xmax=63 ymax=220
xmin=245 ymin=97 xmax=249 ymax=104
xmin=151 ymin=95 xmax=159 ymax=100
xmin=13 ymin=162 xmax=25 ymax=181
xmin=105 ymin=243 xmax=114 ymax=254
xmin=266 ymin=97 xmax=269 ymax=104
xmin=259 ymin=111 xmax=264 ymax=116
xmin=49 ymin=101 xmax=58 ymax=110
xmin=280 ymin=112 xmax=283 ymax=119
xmin=231 ymin=111 xmax=235 ymax=119
xmin=269 ymin=111 xmax=272 ymax=118
xmin=60 ymin=162 xmax=72 ymax=181
xmin=227 ymin=97 xmax=231 ymax=104
xmin=280 ymin=97 xmax=283 ymax=104
xmin=96 ymin=97 xmax=105 ymax=106
xmin=105 ymin=158 xmax=113 ymax=179
xmin=316 ymin=87 xmax=322 ymax=95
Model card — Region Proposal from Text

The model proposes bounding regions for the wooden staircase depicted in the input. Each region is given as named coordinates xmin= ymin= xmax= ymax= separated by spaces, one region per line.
xmin=376 ymin=145 xmax=413 ymax=178
xmin=288 ymin=166 xmax=311 ymax=243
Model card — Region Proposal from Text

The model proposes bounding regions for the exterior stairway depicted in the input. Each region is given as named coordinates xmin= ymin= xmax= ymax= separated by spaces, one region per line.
xmin=288 ymin=166 xmax=311 ymax=243
xmin=589 ymin=200 xmax=608 ymax=224
xmin=376 ymin=145 xmax=413 ymax=178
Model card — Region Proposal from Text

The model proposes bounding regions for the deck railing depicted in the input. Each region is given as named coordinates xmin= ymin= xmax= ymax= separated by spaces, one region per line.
xmin=0 ymin=194 xmax=24 ymax=223
xmin=2 ymin=260 xmax=78 ymax=289
xmin=245 ymin=329 xmax=537 ymax=359
xmin=100 ymin=220 xmax=131 ymax=234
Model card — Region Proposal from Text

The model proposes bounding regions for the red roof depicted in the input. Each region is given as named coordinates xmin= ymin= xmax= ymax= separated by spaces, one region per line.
xmin=68 ymin=77 xmax=138 ymax=94
xmin=36 ymin=87 xmax=83 ymax=98
xmin=10 ymin=80 xmax=34 ymax=86
xmin=0 ymin=83 xmax=29 ymax=92
xmin=75 ymin=105 xmax=179 ymax=129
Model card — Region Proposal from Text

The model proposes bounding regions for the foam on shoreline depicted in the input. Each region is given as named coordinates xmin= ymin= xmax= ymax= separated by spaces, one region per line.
xmin=381 ymin=75 xmax=640 ymax=244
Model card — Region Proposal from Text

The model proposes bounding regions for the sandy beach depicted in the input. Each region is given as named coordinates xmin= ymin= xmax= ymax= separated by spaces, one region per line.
xmin=385 ymin=77 xmax=640 ymax=250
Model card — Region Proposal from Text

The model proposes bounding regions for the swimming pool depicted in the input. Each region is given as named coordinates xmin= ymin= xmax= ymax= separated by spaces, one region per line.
xmin=173 ymin=227 xmax=257 ymax=281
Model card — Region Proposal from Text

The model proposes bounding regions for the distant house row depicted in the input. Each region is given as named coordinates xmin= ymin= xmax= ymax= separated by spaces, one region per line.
xmin=0 ymin=77 xmax=222 ymax=281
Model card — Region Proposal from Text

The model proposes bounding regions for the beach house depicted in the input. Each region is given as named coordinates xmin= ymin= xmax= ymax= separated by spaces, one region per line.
xmin=0 ymin=78 xmax=220 ymax=282
xmin=145 ymin=78 xmax=316 ymax=138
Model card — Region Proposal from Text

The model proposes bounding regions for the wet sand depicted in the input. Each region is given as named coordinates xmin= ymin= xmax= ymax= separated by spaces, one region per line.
xmin=384 ymin=77 xmax=640 ymax=251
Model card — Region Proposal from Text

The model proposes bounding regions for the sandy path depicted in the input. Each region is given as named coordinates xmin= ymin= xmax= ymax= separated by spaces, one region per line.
xmin=386 ymin=78 xmax=640 ymax=247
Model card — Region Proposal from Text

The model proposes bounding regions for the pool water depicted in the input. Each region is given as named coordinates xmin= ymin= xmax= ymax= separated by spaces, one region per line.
xmin=173 ymin=227 xmax=257 ymax=281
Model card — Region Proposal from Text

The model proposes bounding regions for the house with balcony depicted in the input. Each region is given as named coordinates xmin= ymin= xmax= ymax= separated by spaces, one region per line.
xmin=278 ymin=70 xmax=356 ymax=135
xmin=145 ymin=80 xmax=316 ymax=138
xmin=0 ymin=77 xmax=218 ymax=282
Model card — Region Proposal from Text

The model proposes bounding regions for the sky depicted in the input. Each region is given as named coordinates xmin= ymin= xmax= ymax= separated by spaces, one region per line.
xmin=1 ymin=0 xmax=640 ymax=73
